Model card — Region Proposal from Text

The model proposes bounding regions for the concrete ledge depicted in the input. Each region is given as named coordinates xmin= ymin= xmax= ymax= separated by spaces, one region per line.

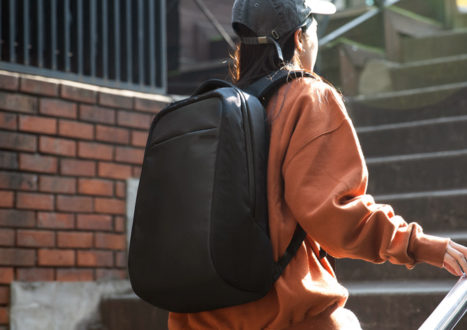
xmin=10 ymin=281 xmax=132 ymax=330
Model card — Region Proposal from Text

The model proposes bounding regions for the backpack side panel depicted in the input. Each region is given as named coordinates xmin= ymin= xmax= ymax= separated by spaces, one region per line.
xmin=129 ymin=96 xmax=221 ymax=310
xmin=210 ymin=89 xmax=273 ymax=293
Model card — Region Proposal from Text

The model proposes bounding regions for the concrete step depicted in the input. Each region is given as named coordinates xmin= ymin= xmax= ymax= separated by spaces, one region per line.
xmin=356 ymin=114 xmax=467 ymax=157
xmin=359 ymin=55 xmax=467 ymax=94
xmin=391 ymin=54 xmax=467 ymax=91
xmin=366 ymin=149 xmax=467 ymax=195
xmin=344 ymin=280 xmax=467 ymax=330
xmin=377 ymin=190 xmax=467 ymax=233
xmin=347 ymin=85 xmax=467 ymax=126
xmin=336 ymin=233 xmax=467 ymax=282
xmin=400 ymin=29 xmax=467 ymax=62
xmin=350 ymin=81 xmax=467 ymax=110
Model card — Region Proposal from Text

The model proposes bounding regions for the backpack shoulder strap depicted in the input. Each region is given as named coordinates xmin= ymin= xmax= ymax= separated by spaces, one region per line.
xmin=272 ymin=225 xmax=307 ymax=281
xmin=245 ymin=70 xmax=314 ymax=105
xmin=247 ymin=70 xmax=314 ymax=280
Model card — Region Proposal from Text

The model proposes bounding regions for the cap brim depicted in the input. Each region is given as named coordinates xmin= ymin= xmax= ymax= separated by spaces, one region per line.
xmin=306 ymin=0 xmax=337 ymax=15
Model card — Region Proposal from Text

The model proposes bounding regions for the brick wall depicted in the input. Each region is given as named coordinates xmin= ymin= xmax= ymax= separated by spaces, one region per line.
xmin=0 ymin=70 xmax=170 ymax=329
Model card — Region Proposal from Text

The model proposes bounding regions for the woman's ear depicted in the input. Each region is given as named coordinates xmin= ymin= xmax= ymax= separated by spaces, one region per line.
xmin=294 ymin=29 xmax=303 ymax=53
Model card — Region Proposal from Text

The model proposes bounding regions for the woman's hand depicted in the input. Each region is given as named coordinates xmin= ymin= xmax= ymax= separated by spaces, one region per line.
xmin=443 ymin=240 xmax=467 ymax=276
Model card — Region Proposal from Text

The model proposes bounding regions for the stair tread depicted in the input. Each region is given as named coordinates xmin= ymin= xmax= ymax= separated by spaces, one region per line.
xmin=352 ymin=81 xmax=467 ymax=102
xmin=391 ymin=53 xmax=467 ymax=69
xmin=357 ymin=113 xmax=467 ymax=132
xmin=366 ymin=148 xmax=467 ymax=164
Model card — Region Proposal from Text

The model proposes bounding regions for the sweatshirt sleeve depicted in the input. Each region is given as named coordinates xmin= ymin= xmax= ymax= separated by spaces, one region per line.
xmin=281 ymin=83 xmax=449 ymax=268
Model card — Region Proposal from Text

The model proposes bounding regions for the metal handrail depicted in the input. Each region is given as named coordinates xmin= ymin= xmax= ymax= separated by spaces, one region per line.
xmin=419 ymin=276 xmax=467 ymax=330
xmin=319 ymin=0 xmax=401 ymax=47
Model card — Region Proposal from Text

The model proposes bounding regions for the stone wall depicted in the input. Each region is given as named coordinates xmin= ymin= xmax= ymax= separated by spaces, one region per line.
xmin=0 ymin=70 xmax=171 ymax=329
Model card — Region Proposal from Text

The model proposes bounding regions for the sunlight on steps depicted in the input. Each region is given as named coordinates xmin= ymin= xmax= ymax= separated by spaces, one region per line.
xmin=458 ymin=0 xmax=467 ymax=13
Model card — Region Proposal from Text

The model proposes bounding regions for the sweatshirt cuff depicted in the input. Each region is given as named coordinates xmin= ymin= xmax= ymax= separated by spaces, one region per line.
xmin=411 ymin=231 xmax=450 ymax=268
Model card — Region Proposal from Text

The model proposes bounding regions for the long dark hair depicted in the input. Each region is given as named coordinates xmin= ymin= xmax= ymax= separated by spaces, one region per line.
xmin=230 ymin=24 xmax=302 ymax=89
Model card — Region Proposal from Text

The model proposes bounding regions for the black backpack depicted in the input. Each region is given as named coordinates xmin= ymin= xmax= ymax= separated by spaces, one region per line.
xmin=128 ymin=71 xmax=310 ymax=313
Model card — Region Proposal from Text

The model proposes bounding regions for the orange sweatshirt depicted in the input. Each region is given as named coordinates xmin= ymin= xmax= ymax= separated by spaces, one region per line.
xmin=169 ymin=77 xmax=449 ymax=329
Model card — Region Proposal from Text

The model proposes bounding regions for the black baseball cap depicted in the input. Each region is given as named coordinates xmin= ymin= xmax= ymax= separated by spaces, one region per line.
xmin=232 ymin=0 xmax=336 ymax=60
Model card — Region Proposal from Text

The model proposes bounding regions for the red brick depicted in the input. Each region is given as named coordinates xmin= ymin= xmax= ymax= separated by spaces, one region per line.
xmin=39 ymin=136 xmax=76 ymax=157
xmin=16 ymin=268 xmax=55 ymax=281
xmin=38 ymin=249 xmax=75 ymax=266
xmin=39 ymin=175 xmax=76 ymax=194
xmin=0 ymin=91 xmax=36 ymax=113
xmin=0 ymin=210 xmax=35 ymax=228
xmin=78 ymin=178 xmax=113 ymax=196
xmin=17 ymin=230 xmax=55 ymax=247
xmin=132 ymin=166 xmax=141 ymax=178
xmin=0 ymin=191 xmax=13 ymax=208
xmin=79 ymin=104 xmax=115 ymax=124
xmin=0 ymin=248 xmax=35 ymax=266
xmin=56 ymin=268 xmax=94 ymax=281
xmin=115 ymin=251 xmax=127 ymax=267
xmin=38 ymin=212 xmax=74 ymax=229
xmin=0 ymin=307 xmax=8 ymax=324
xmin=57 ymin=231 xmax=93 ymax=248
xmin=0 ymin=286 xmax=9 ymax=304
xmin=17 ymin=192 xmax=54 ymax=211
xmin=131 ymin=130 xmax=148 ymax=147
xmin=0 ymin=268 xmax=13 ymax=284
xmin=0 ymin=151 xmax=18 ymax=170
xmin=77 ymin=250 xmax=113 ymax=267
xmin=117 ymin=111 xmax=151 ymax=129
xmin=114 ymin=216 xmax=125 ymax=232
xmin=99 ymin=92 xmax=133 ymax=109
xmin=95 ymin=198 xmax=125 ymax=215
xmin=115 ymin=146 xmax=144 ymax=165
xmin=19 ymin=153 xmax=58 ymax=173
xmin=96 ymin=125 xmax=129 ymax=144
xmin=40 ymin=98 xmax=77 ymax=119
xmin=78 ymin=141 xmax=113 ymax=161
xmin=58 ymin=120 xmax=94 ymax=140
xmin=0 ymin=171 xmax=37 ymax=191
xmin=18 ymin=115 xmax=57 ymax=134
xmin=134 ymin=97 xmax=166 ymax=113
xmin=61 ymin=84 xmax=96 ymax=104
xmin=0 ymin=131 xmax=36 ymax=152
xmin=0 ymin=229 xmax=14 ymax=247
xmin=20 ymin=77 xmax=59 ymax=96
xmin=0 ymin=112 xmax=17 ymax=130
xmin=57 ymin=195 xmax=93 ymax=213
xmin=115 ymin=181 xmax=126 ymax=198
xmin=77 ymin=214 xmax=112 ymax=231
xmin=95 ymin=233 xmax=125 ymax=250
xmin=0 ymin=73 xmax=19 ymax=91
xmin=60 ymin=159 xmax=96 ymax=176
xmin=98 ymin=162 xmax=132 ymax=180
xmin=96 ymin=269 xmax=127 ymax=280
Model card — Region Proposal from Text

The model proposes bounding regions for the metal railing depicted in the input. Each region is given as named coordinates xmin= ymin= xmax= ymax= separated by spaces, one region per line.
xmin=0 ymin=0 xmax=166 ymax=93
xmin=419 ymin=276 xmax=467 ymax=330
xmin=319 ymin=0 xmax=400 ymax=47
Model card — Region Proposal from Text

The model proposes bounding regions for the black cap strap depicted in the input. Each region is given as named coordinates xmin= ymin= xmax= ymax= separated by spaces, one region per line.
xmin=240 ymin=36 xmax=284 ymax=62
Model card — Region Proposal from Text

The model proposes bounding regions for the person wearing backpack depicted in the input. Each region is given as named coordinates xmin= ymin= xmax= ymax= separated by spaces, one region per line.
xmin=166 ymin=0 xmax=467 ymax=329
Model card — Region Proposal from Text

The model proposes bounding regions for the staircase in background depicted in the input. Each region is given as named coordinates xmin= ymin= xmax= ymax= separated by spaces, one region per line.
xmin=330 ymin=0 xmax=467 ymax=328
